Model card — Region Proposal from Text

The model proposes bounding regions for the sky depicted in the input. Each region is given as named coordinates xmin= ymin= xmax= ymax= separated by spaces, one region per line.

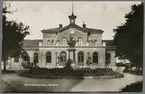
xmin=5 ymin=1 xmax=141 ymax=40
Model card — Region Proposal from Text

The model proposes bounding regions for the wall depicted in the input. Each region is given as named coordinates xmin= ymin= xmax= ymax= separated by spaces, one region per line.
xmin=38 ymin=47 xmax=106 ymax=68
xmin=43 ymin=33 xmax=57 ymax=46
xmin=106 ymin=50 xmax=116 ymax=66
xmin=88 ymin=33 xmax=102 ymax=46
xmin=58 ymin=28 xmax=88 ymax=46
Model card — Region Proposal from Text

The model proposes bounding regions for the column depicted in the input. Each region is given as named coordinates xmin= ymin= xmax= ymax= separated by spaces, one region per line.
xmin=75 ymin=51 xmax=78 ymax=65
xmin=57 ymin=52 xmax=60 ymax=66
xmin=39 ymin=50 xmax=43 ymax=67
xmin=73 ymin=49 xmax=76 ymax=63
xmin=98 ymin=48 xmax=105 ymax=66
xmin=42 ymin=51 xmax=45 ymax=67
xmin=52 ymin=51 xmax=56 ymax=68
xmin=84 ymin=51 xmax=87 ymax=65
xmin=55 ymin=52 xmax=58 ymax=66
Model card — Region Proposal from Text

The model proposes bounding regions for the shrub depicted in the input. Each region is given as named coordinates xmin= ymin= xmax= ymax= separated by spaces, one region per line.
xmin=2 ymin=70 xmax=16 ymax=74
xmin=19 ymin=67 xmax=123 ymax=79
xmin=121 ymin=81 xmax=143 ymax=92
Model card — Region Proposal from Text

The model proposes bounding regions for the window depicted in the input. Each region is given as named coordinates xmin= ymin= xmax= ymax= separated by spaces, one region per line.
xmin=56 ymin=40 xmax=60 ymax=45
xmin=46 ymin=51 xmax=51 ymax=63
xmin=93 ymin=52 xmax=98 ymax=63
xmin=90 ymin=40 xmax=93 ymax=45
xmin=106 ymin=53 xmax=111 ymax=65
xmin=51 ymin=40 xmax=54 ymax=44
xmin=94 ymin=40 xmax=97 ymax=46
xmin=14 ymin=57 xmax=19 ymax=62
xmin=47 ymin=40 xmax=50 ymax=45
xmin=60 ymin=51 xmax=67 ymax=62
xmin=103 ymin=42 xmax=106 ymax=46
xmin=78 ymin=51 xmax=84 ymax=63
xmin=62 ymin=37 xmax=67 ymax=45
xmin=33 ymin=52 xmax=38 ymax=63
xmin=78 ymin=37 xmax=83 ymax=46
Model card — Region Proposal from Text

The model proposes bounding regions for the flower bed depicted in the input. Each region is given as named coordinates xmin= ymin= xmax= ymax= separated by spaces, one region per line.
xmin=18 ymin=67 xmax=124 ymax=79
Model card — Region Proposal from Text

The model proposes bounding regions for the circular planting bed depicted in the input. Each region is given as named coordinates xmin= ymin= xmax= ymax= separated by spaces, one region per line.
xmin=18 ymin=67 xmax=124 ymax=79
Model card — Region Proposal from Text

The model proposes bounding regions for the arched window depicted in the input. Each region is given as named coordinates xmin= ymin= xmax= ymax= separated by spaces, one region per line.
xmin=78 ymin=51 xmax=84 ymax=63
xmin=46 ymin=51 xmax=51 ymax=63
xmin=93 ymin=52 xmax=98 ymax=63
xmin=51 ymin=39 xmax=54 ymax=44
xmin=106 ymin=53 xmax=111 ymax=65
xmin=78 ymin=37 xmax=83 ymax=46
xmin=47 ymin=40 xmax=50 ymax=45
xmin=94 ymin=40 xmax=97 ymax=46
xmin=33 ymin=52 xmax=38 ymax=63
xmin=60 ymin=51 xmax=67 ymax=63
xmin=90 ymin=40 xmax=93 ymax=46
xmin=56 ymin=40 xmax=60 ymax=45
xmin=62 ymin=37 xmax=67 ymax=45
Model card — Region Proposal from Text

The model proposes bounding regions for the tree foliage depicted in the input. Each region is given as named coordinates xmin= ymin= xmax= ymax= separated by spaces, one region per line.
xmin=113 ymin=3 xmax=144 ymax=67
xmin=2 ymin=3 xmax=30 ymax=70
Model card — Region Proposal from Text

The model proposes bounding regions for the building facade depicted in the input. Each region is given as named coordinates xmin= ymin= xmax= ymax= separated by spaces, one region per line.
xmin=7 ymin=12 xmax=118 ymax=69
xmin=19 ymin=12 xmax=116 ymax=69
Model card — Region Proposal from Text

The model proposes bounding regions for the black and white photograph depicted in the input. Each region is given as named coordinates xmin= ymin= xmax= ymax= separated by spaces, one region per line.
xmin=1 ymin=1 xmax=143 ymax=93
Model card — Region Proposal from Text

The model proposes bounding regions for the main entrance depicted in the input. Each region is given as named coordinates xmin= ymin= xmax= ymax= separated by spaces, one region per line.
xmin=60 ymin=51 xmax=67 ymax=65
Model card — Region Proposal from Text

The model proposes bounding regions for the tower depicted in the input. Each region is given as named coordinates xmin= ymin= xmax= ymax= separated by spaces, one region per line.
xmin=68 ymin=2 xmax=77 ymax=24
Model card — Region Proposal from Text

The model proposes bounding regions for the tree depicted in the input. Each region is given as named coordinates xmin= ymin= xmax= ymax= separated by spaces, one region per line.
xmin=2 ymin=3 xmax=29 ymax=71
xmin=113 ymin=3 xmax=143 ymax=69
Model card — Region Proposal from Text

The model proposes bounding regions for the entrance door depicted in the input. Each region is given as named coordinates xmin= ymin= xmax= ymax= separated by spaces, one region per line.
xmin=60 ymin=51 xmax=67 ymax=65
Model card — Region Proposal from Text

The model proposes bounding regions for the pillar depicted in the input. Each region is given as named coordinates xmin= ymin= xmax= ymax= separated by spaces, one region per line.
xmin=55 ymin=52 xmax=58 ymax=66
xmin=75 ymin=51 xmax=78 ymax=65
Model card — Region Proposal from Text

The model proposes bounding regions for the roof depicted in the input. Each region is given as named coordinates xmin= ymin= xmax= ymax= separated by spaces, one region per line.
xmin=86 ymin=28 xmax=104 ymax=34
xmin=23 ymin=39 xmax=42 ymax=47
xmin=41 ymin=28 xmax=59 ymax=33
xmin=102 ymin=40 xmax=115 ymax=46
xmin=41 ymin=24 xmax=104 ymax=34
xmin=59 ymin=24 xmax=89 ymax=33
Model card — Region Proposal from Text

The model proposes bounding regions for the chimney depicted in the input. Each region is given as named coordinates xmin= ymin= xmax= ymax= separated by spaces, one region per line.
xmin=82 ymin=21 xmax=86 ymax=28
xmin=59 ymin=24 xmax=63 ymax=28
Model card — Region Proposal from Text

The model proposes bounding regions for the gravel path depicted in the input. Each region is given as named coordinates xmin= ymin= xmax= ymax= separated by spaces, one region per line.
xmin=1 ymin=73 xmax=143 ymax=92
xmin=70 ymin=73 xmax=143 ymax=92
